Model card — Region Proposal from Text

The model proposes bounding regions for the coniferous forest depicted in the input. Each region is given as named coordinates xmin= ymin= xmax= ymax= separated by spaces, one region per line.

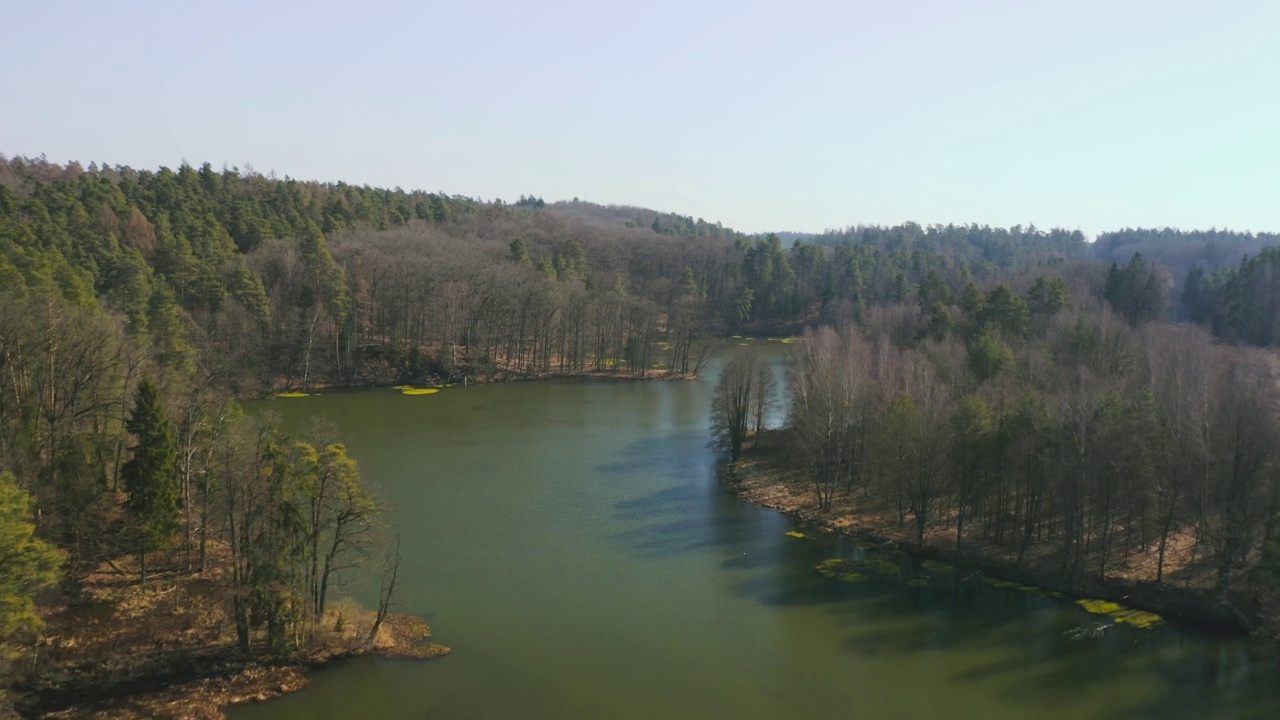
xmin=2 ymin=154 xmax=1280 ymax=711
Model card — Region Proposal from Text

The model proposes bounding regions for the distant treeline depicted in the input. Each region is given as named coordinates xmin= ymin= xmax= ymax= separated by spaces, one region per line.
xmin=3 ymin=157 xmax=1278 ymax=399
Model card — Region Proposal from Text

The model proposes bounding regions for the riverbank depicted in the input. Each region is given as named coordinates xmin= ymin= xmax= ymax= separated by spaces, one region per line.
xmin=263 ymin=335 xmax=735 ymax=398
xmin=730 ymin=431 xmax=1274 ymax=639
xmin=266 ymin=363 xmax=705 ymax=399
xmin=13 ymin=546 xmax=449 ymax=720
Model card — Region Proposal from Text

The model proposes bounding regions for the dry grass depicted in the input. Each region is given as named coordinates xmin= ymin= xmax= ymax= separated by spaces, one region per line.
xmin=22 ymin=543 xmax=447 ymax=720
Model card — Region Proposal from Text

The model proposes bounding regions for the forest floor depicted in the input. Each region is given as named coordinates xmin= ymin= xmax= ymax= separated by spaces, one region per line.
xmin=731 ymin=431 xmax=1271 ymax=638
xmin=12 ymin=544 xmax=448 ymax=720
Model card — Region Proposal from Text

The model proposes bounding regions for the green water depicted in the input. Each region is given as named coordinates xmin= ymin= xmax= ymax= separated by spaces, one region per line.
xmin=233 ymin=354 xmax=1280 ymax=720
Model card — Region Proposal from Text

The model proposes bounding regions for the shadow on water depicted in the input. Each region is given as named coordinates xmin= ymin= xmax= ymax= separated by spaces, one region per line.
xmin=606 ymin=481 xmax=758 ymax=559
xmin=730 ymin=528 xmax=1280 ymax=720
xmin=600 ymin=433 xmax=1280 ymax=720
xmin=594 ymin=432 xmax=712 ymax=482
xmin=594 ymin=432 xmax=757 ymax=559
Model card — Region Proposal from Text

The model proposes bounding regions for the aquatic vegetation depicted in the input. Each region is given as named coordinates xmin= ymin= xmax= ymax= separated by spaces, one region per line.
xmin=862 ymin=558 xmax=900 ymax=576
xmin=1076 ymin=598 xmax=1125 ymax=615
xmin=907 ymin=578 xmax=929 ymax=588
xmin=784 ymin=530 xmax=809 ymax=539
xmin=815 ymin=555 xmax=913 ymax=587
xmin=273 ymin=392 xmax=311 ymax=398
xmin=816 ymin=558 xmax=851 ymax=578
xmin=401 ymin=388 xmax=440 ymax=396
xmin=1069 ymin=598 xmax=1164 ymax=630
xmin=1112 ymin=609 xmax=1164 ymax=629
xmin=815 ymin=560 xmax=869 ymax=584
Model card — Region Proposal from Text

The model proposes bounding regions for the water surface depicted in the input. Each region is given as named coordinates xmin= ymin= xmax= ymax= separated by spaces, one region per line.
xmin=234 ymin=351 xmax=1280 ymax=720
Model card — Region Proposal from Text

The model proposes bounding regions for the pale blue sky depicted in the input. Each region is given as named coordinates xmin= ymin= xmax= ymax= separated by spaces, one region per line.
xmin=2 ymin=1 xmax=1277 ymax=234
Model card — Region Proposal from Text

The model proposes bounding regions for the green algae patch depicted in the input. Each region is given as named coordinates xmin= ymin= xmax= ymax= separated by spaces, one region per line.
xmin=816 ymin=560 xmax=870 ymax=584
xmin=1076 ymin=599 xmax=1125 ymax=615
xmin=401 ymin=388 xmax=440 ymax=396
xmin=273 ymin=392 xmax=311 ymax=398
xmin=816 ymin=558 xmax=851 ymax=578
xmin=1113 ymin=609 xmax=1164 ymax=629
xmin=862 ymin=558 xmax=900 ymax=576
xmin=818 ymin=557 xmax=899 ymax=582
xmin=785 ymin=530 xmax=809 ymax=539
xmin=907 ymin=578 xmax=929 ymax=589
xmin=1075 ymin=599 xmax=1164 ymax=628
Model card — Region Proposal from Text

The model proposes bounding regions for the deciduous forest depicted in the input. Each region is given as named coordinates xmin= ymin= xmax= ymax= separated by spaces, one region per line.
xmin=712 ymin=243 xmax=1280 ymax=633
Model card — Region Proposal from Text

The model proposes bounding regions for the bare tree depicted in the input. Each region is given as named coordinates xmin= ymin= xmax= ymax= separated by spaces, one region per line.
xmin=750 ymin=352 xmax=777 ymax=446
xmin=368 ymin=534 xmax=402 ymax=646
xmin=710 ymin=347 xmax=770 ymax=464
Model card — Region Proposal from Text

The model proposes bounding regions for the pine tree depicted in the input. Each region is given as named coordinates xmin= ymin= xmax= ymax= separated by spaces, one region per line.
xmin=509 ymin=238 xmax=532 ymax=266
xmin=121 ymin=378 xmax=180 ymax=584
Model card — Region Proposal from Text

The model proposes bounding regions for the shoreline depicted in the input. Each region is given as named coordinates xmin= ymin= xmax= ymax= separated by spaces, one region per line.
xmin=262 ymin=332 xmax=807 ymax=397
xmin=266 ymin=367 xmax=703 ymax=399
xmin=728 ymin=434 xmax=1267 ymax=639
xmin=32 ymin=621 xmax=445 ymax=720
xmin=17 ymin=552 xmax=449 ymax=720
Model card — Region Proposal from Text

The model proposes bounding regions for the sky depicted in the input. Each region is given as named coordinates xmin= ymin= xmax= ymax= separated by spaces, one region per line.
xmin=2 ymin=0 xmax=1277 ymax=235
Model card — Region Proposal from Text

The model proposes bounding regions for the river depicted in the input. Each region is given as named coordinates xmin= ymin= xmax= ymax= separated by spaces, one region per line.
xmin=233 ymin=344 xmax=1280 ymax=719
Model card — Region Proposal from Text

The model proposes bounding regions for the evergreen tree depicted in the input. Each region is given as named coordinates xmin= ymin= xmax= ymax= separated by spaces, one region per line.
xmin=1027 ymin=276 xmax=1069 ymax=317
xmin=1104 ymin=253 xmax=1163 ymax=325
xmin=121 ymin=378 xmax=180 ymax=584
xmin=509 ymin=238 xmax=532 ymax=266
xmin=967 ymin=323 xmax=1014 ymax=382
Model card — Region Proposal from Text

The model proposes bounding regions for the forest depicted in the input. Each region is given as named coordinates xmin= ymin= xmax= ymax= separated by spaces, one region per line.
xmin=2 ymin=153 xmax=1280 ymax=709
xmin=714 ymin=261 xmax=1280 ymax=630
